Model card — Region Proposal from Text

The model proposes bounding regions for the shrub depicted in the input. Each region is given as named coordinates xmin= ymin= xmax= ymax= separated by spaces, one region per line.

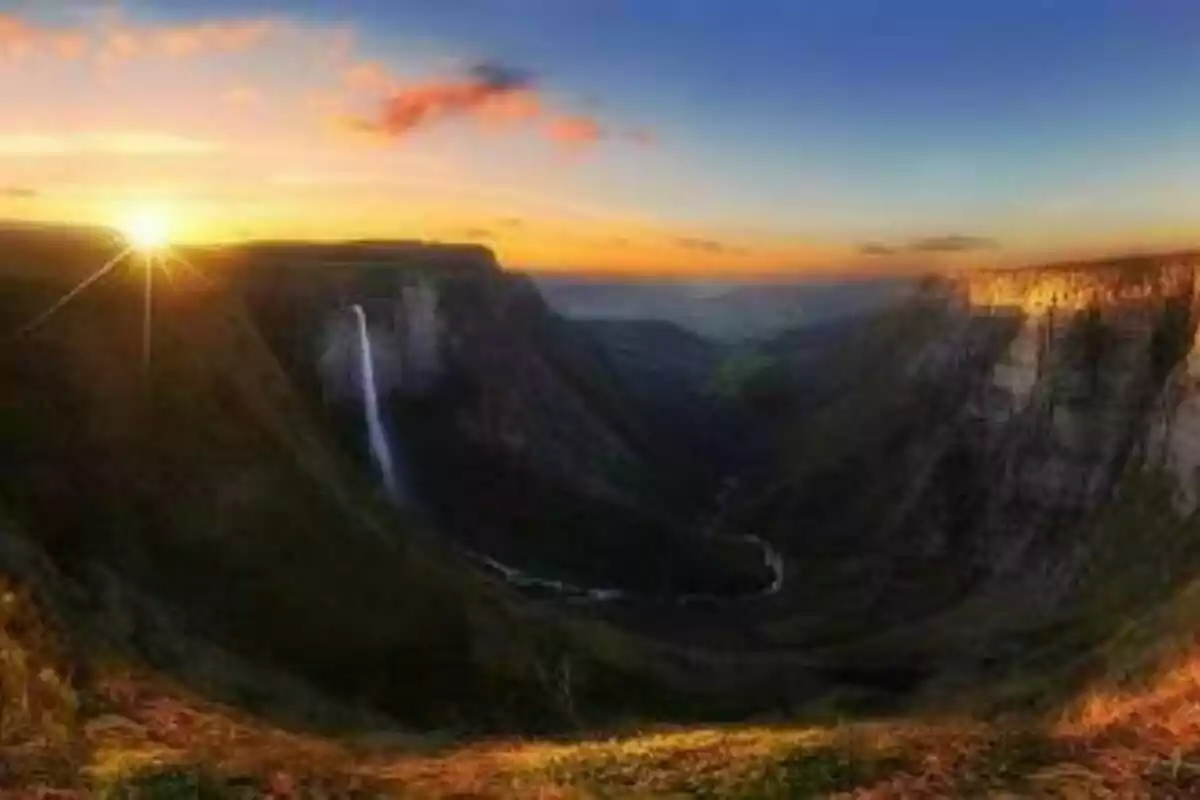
xmin=0 ymin=574 xmax=78 ymax=749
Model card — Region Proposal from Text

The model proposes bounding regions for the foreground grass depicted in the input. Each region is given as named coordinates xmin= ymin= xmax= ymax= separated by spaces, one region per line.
xmin=4 ymin=569 xmax=1200 ymax=798
xmin=0 ymin=650 xmax=1195 ymax=797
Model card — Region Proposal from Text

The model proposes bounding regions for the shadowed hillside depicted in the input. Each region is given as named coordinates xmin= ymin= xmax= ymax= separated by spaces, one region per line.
xmin=5 ymin=235 xmax=1200 ymax=795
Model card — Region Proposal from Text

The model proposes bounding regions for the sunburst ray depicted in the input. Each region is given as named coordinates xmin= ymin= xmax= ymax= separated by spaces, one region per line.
xmin=11 ymin=245 xmax=134 ymax=340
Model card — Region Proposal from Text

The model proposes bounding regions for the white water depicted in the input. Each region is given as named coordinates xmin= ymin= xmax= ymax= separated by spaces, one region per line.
xmin=351 ymin=303 xmax=785 ymax=604
xmin=475 ymin=535 xmax=785 ymax=606
xmin=351 ymin=304 xmax=401 ymax=503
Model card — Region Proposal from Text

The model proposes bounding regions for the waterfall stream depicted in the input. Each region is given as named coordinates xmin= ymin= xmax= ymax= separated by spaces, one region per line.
xmin=350 ymin=303 xmax=783 ymax=604
xmin=351 ymin=304 xmax=401 ymax=503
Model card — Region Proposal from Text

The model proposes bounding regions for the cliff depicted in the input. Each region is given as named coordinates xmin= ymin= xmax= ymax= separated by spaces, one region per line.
xmin=210 ymin=241 xmax=764 ymax=595
xmin=729 ymin=253 xmax=1200 ymax=696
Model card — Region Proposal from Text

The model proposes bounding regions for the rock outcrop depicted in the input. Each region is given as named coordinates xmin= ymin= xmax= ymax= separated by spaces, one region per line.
xmin=746 ymin=254 xmax=1200 ymax=652
xmin=222 ymin=240 xmax=766 ymax=595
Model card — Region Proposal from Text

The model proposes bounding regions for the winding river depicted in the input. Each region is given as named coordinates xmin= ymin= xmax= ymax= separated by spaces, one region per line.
xmin=350 ymin=303 xmax=784 ymax=605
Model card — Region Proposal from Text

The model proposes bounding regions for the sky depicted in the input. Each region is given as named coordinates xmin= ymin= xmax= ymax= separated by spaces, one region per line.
xmin=2 ymin=0 xmax=1200 ymax=275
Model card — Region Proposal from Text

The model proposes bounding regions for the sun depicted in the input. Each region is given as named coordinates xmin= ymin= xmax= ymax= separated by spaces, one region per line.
xmin=120 ymin=209 xmax=172 ymax=252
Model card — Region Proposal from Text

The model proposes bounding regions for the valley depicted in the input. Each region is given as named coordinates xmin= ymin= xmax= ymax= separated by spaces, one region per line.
xmin=4 ymin=229 xmax=1200 ymax=794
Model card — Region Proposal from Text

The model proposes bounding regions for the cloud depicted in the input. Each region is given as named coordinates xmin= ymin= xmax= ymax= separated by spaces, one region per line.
xmin=0 ymin=14 xmax=49 ymax=63
xmin=498 ymin=216 xmax=524 ymax=229
xmin=544 ymin=115 xmax=604 ymax=147
xmin=0 ymin=13 xmax=276 ymax=67
xmin=344 ymin=60 xmax=640 ymax=151
xmin=861 ymin=235 xmax=999 ymax=256
xmin=908 ymin=234 xmax=998 ymax=253
xmin=1 ymin=186 xmax=38 ymax=199
xmin=98 ymin=19 xmax=274 ymax=67
xmin=675 ymin=236 xmax=746 ymax=255
xmin=461 ymin=227 xmax=494 ymax=240
xmin=0 ymin=131 xmax=220 ymax=156
xmin=349 ymin=60 xmax=540 ymax=138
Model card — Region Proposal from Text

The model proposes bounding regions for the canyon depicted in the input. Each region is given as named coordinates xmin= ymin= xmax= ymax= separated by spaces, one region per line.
xmin=2 ymin=232 xmax=1200 ymax=740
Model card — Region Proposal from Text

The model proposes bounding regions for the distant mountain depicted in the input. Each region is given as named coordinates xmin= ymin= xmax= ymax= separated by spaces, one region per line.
xmin=535 ymin=275 xmax=914 ymax=341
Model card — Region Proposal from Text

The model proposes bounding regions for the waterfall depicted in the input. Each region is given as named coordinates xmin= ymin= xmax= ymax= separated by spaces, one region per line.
xmin=346 ymin=300 xmax=783 ymax=605
xmin=351 ymin=304 xmax=401 ymax=503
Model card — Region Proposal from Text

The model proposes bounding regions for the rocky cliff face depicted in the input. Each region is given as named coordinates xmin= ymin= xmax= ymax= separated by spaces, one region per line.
xmin=222 ymin=241 xmax=764 ymax=595
xmin=228 ymin=243 xmax=646 ymax=505
xmin=743 ymin=254 xmax=1200 ymax=656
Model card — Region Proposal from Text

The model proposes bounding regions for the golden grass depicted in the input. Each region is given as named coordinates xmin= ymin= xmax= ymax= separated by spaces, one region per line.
xmin=4 ymin=567 xmax=1200 ymax=797
xmin=0 ymin=576 xmax=79 ymax=792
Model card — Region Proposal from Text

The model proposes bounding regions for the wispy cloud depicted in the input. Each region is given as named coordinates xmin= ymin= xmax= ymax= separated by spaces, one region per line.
xmin=343 ymin=60 xmax=641 ymax=151
xmin=908 ymin=234 xmax=998 ymax=253
xmin=860 ymin=242 xmax=898 ymax=256
xmin=346 ymin=61 xmax=538 ymax=138
xmin=675 ymin=236 xmax=746 ymax=255
xmin=0 ymin=185 xmax=38 ymax=199
xmin=0 ymin=131 xmax=221 ymax=156
xmin=861 ymin=234 xmax=999 ymax=256
xmin=0 ymin=13 xmax=277 ymax=67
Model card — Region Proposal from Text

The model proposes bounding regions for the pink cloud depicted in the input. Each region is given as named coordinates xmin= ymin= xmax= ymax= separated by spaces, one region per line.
xmin=545 ymin=115 xmax=605 ymax=147
xmin=477 ymin=88 xmax=542 ymax=126
xmin=352 ymin=62 xmax=537 ymax=137
xmin=346 ymin=62 xmax=631 ymax=151
xmin=0 ymin=15 xmax=39 ymax=64
xmin=50 ymin=33 xmax=87 ymax=61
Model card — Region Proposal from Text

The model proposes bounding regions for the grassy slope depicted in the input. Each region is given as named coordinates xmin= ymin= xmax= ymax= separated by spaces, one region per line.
xmin=4 ymin=563 xmax=1200 ymax=797
xmin=0 ymin=267 xmax=861 ymax=737
xmin=5 ymin=259 xmax=1200 ymax=794
xmin=0 ymin=271 xmax=707 ymax=731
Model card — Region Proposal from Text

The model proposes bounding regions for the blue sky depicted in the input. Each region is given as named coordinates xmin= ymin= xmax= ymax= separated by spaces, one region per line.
xmin=3 ymin=0 xmax=1200 ymax=273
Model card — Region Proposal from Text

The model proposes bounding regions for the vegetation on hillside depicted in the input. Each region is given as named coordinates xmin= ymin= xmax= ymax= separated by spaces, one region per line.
xmin=6 ymin=248 xmax=1200 ymax=796
xmin=4 ymin=564 xmax=1200 ymax=796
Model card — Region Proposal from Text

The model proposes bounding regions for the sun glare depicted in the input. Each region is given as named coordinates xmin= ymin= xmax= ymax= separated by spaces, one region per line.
xmin=121 ymin=209 xmax=172 ymax=252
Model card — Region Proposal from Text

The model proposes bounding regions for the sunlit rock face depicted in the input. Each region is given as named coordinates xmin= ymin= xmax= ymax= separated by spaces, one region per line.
xmin=818 ymin=257 xmax=1200 ymax=627
xmin=960 ymin=261 xmax=1197 ymax=584
xmin=955 ymin=260 xmax=1196 ymax=316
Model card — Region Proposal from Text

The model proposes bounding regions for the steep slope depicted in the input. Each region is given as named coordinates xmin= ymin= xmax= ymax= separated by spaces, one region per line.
xmin=0 ymin=234 xmax=820 ymax=736
xmin=722 ymin=256 xmax=1200 ymax=692
xmin=2 ymin=246 xmax=779 ymax=732
xmin=0 ymin=265 xmax=552 ymax=727
xmin=8 ymin=240 xmax=1200 ymax=795
xmin=215 ymin=242 xmax=771 ymax=595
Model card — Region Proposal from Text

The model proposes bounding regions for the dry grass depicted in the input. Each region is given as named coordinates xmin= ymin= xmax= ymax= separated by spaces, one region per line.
xmin=0 ymin=576 xmax=79 ymax=792
xmin=4 ymin=569 xmax=1200 ymax=797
